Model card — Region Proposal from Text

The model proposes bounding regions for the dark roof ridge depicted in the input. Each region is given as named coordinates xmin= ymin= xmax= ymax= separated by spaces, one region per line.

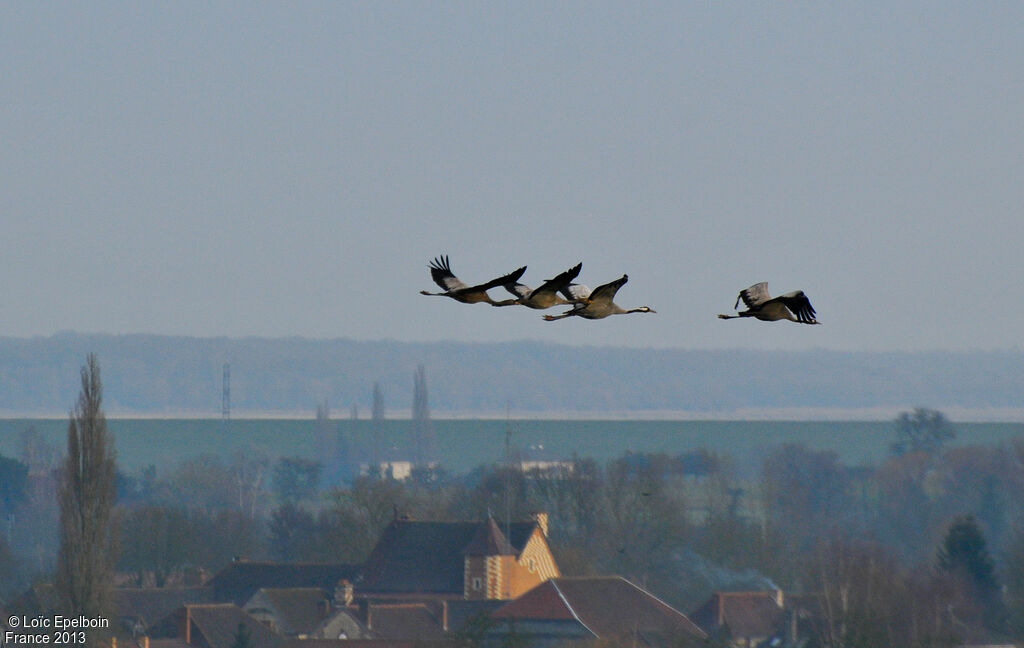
xmin=222 ymin=560 xmax=354 ymax=567
xmin=716 ymin=590 xmax=781 ymax=596
xmin=548 ymin=580 xmax=597 ymax=638
xmin=612 ymin=576 xmax=685 ymax=616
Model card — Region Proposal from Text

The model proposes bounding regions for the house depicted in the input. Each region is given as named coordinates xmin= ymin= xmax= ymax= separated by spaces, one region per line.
xmin=2 ymin=584 xmax=58 ymax=619
xmin=280 ymin=640 xmax=448 ymax=648
xmin=149 ymin=604 xmax=284 ymax=648
xmin=2 ymin=583 xmax=215 ymax=639
xmin=205 ymin=561 xmax=360 ymax=605
xmin=242 ymin=588 xmax=342 ymax=638
xmin=358 ymin=602 xmax=446 ymax=641
xmin=116 ymin=587 xmax=215 ymax=637
xmin=305 ymin=606 xmax=375 ymax=641
xmin=359 ymin=462 xmax=438 ymax=481
xmin=16 ymin=513 xmax=560 ymax=646
xmin=689 ymin=590 xmax=790 ymax=648
xmin=487 ymin=576 xmax=707 ymax=648
xmin=359 ymin=513 xmax=559 ymax=601
xmin=519 ymin=460 xmax=574 ymax=475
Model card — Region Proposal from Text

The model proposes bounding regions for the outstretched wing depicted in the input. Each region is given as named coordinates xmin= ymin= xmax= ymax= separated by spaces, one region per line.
xmin=429 ymin=256 xmax=526 ymax=295
xmin=428 ymin=255 xmax=468 ymax=292
xmin=560 ymin=283 xmax=591 ymax=301
xmin=736 ymin=282 xmax=771 ymax=309
xmin=530 ymin=262 xmax=583 ymax=299
xmin=504 ymin=282 xmax=533 ymax=299
xmin=471 ymin=265 xmax=527 ymax=292
xmin=776 ymin=291 xmax=818 ymax=324
xmin=589 ymin=274 xmax=628 ymax=305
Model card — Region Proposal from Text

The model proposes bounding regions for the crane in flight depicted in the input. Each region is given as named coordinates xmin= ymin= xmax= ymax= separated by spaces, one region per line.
xmin=718 ymin=282 xmax=819 ymax=324
xmin=503 ymin=262 xmax=585 ymax=309
xmin=420 ymin=255 xmax=526 ymax=306
xmin=542 ymin=274 xmax=655 ymax=321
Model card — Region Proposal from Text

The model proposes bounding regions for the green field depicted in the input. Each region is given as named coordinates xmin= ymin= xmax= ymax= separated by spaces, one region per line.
xmin=4 ymin=418 xmax=1024 ymax=477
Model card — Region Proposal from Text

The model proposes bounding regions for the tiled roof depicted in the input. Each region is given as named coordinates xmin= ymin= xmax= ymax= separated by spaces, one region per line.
xmin=310 ymin=607 xmax=375 ymax=640
xmin=206 ymin=562 xmax=359 ymax=604
xmin=489 ymin=579 xmax=575 ymax=621
xmin=2 ymin=584 xmax=58 ymax=618
xmin=115 ymin=587 xmax=214 ymax=632
xmin=360 ymin=520 xmax=535 ymax=594
xmin=7 ymin=584 xmax=216 ymax=635
xmin=492 ymin=577 xmax=707 ymax=644
xmin=443 ymin=600 xmax=506 ymax=634
xmin=281 ymin=640 xmax=448 ymax=648
xmin=463 ymin=518 xmax=514 ymax=556
xmin=366 ymin=603 xmax=445 ymax=640
xmin=148 ymin=638 xmax=191 ymax=648
xmin=244 ymin=588 xmax=330 ymax=636
xmin=689 ymin=590 xmax=783 ymax=640
xmin=184 ymin=604 xmax=284 ymax=648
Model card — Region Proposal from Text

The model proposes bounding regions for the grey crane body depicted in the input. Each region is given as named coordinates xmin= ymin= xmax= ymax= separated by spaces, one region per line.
xmin=420 ymin=255 xmax=526 ymax=306
xmin=503 ymin=262 xmax=585 ymax=309
xmin=718 ymin=282 xmax=819 ymax=324
xmin=542 ymin=274 xmax=656 ymax=321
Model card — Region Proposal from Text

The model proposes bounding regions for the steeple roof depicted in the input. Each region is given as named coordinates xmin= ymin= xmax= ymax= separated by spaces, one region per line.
xmin=463 ymin=517 xmax=515 ymax=556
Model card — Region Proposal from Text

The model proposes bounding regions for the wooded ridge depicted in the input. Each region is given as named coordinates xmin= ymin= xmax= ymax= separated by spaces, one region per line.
xmin=1 ymin=332 xmax=1020 ymax=414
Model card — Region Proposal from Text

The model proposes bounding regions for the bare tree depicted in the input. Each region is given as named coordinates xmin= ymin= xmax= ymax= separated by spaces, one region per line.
xmin=231 ymin=449 xmax=269 ymax=518
xmin=55 ymin=354 xmax=116 ymax=645
xmin=891 ymin=407 xmax=955 ymax=457
xmin=810 ymin=537 xmax=960 ymax=647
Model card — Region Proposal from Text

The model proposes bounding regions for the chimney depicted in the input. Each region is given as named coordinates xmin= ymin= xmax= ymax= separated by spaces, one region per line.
xmin=530 ymin=512 xmax=549 ymax=537
xmin=442 ymin=600 xmax=449 ymax=632
xmin=181 ymin=607 xmax=192 ymax=645
xmin=184 ymin=567 xmax=208 ymax=587
xmin=775 ymin=589 xmax=784 ymax=609
xmin=358 ymin=600 xmax=372 ymax=629
xmin=335 ymin=579 xmax=354 ymax=607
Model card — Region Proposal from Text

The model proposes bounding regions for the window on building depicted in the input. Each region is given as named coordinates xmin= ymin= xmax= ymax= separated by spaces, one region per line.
xmin=472 ymin=577 xmax=483 ymax=591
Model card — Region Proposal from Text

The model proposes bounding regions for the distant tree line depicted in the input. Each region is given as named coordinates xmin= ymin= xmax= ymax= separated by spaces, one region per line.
xmin=3 ymin=333 xmax=1024 ymax=413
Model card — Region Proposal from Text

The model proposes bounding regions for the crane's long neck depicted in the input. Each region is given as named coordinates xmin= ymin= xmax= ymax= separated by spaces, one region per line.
xmin=490 ymin=298 xmax=521 ymax=307
xmin=543 ymin=311 xmax=576 ymax=321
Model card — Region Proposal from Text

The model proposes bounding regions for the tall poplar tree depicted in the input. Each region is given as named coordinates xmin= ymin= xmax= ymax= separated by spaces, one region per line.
xmin=411 ymin=364 xmax=433 ymax=465
xmin=371 ymin=381 xmax=385 ymax=466
xmin=55 ymin=354 xmax=116 ymax=642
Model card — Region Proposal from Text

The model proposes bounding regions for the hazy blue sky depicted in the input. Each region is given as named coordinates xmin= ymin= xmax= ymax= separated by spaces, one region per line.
xmin=2 ymin=3 xmax=1021 ymax=351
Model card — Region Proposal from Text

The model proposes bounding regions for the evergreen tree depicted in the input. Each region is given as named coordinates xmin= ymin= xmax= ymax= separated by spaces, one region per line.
xmin=937 ymin=514 xmax=1003 ymax=630
xmin=938 ymin=515 xmax=996 ymax=589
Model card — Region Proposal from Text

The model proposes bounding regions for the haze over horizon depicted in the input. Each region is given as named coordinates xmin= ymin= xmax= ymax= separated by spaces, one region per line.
xmin=3 ymin=3 xmax=1022 ymax=352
